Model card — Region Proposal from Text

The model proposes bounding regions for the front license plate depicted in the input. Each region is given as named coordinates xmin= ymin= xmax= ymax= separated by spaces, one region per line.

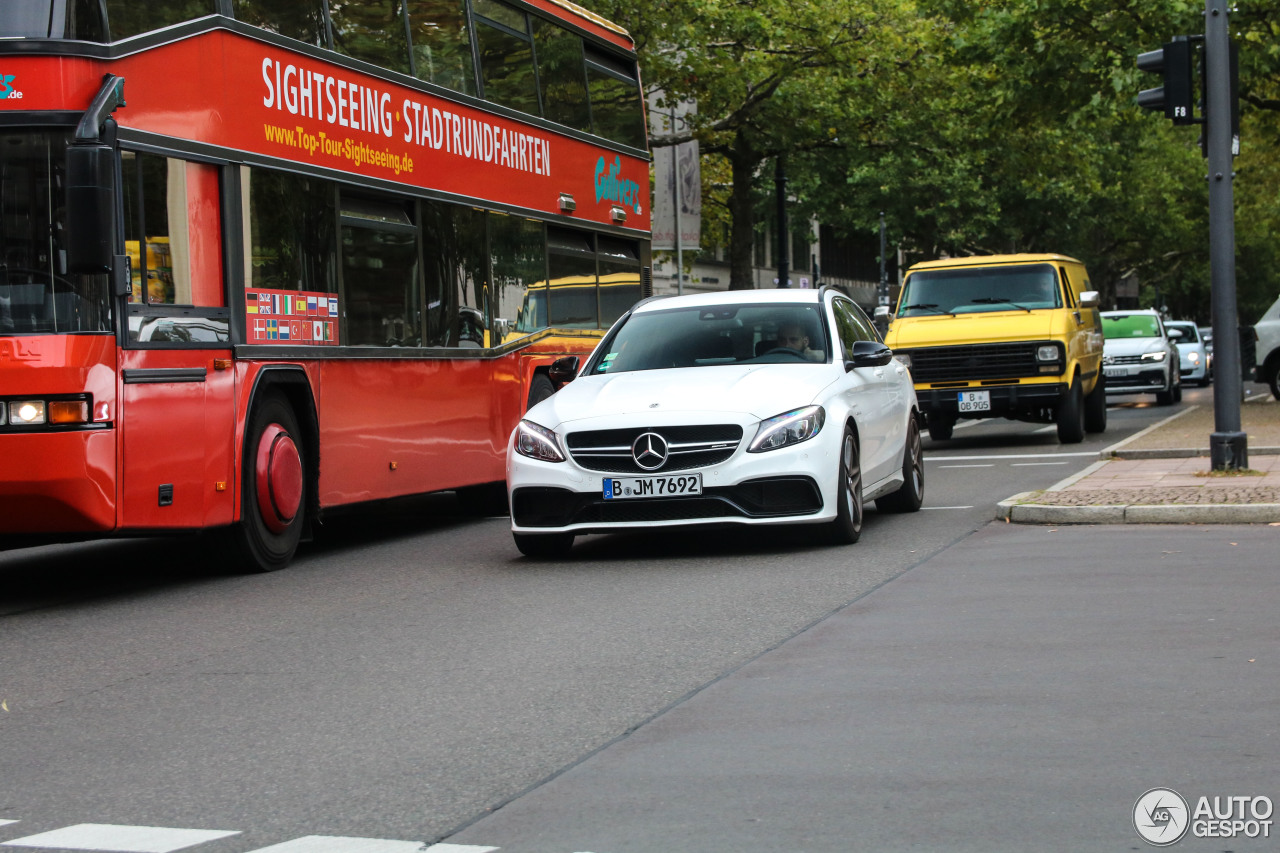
xmin=957 ymin=390 xmax=991 ymax=413
xmin=1103 ymin=367 xmax=1128 ymax=378
xmin=603 ymin=473 xmax=703 ymax=500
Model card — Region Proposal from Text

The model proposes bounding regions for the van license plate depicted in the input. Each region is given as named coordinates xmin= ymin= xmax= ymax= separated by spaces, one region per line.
xmin=958 ymin=390 xmax=991 ymax=413
xmin=604 ymin=474 xmax=703 ymax=500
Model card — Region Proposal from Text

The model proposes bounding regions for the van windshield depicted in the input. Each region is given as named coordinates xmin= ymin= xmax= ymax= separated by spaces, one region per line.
xmin=897 ymin=263 xmax=1063 ymax=317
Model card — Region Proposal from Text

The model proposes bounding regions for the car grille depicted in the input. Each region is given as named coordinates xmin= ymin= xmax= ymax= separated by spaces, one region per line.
xmin=512 ymin=478 xmax=823 ymax=528
xmin=899 ymin=342 xmax=1046 ymax=383
xmin=565 ymin=424 xmax=743 ymax=473
xmin=1104 ymin=354 xmax=1144 ymax=365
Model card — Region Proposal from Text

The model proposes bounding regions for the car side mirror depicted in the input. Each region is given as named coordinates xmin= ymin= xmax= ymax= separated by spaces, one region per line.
xmin=1078 ymin=291 xmax=1100 ymax=309
xmin=547 ymin=355 xmax=579 ymax=388
xmin=1167 ymin=328 xmax=1184 ymax=340
xmin=846 ymin=340 xmax=894 ymax=370
xmin=873 ymin=305 xmax=891 ymax=321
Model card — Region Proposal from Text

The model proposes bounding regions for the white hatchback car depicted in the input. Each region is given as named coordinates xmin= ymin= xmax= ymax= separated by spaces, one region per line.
xmin=506 ymin=288 xmax=924 ymax=557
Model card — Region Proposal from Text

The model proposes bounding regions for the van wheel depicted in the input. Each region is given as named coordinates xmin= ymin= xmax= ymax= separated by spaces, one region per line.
xmin=527 ymin=374 xmax=555 ymax=409
xmin=1056 ymin=378 xmax=1085 ymax=444
xmin=230 ymin=394 xmax=306 ymax=572
xmin=926 ymin=413 xmax=954 ymax=441
xmin=1083 ymin=374 xmax=1107 ymax=434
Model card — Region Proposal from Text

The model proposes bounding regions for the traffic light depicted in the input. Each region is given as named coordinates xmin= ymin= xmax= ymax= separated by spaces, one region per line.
xmin=1137 ymin=36 xmax=1195 ymax=124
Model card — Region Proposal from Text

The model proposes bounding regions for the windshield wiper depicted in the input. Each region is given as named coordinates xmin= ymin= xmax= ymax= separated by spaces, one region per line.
xmin=971 ymin=297 xmax=1033 ymax=312
xmin=900 ymin=303 xmax=954 ymax=316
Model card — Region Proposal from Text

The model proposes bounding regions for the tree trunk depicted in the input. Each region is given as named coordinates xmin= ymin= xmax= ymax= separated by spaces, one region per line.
xmin=728 ymin=135 xmax=760 ymax=290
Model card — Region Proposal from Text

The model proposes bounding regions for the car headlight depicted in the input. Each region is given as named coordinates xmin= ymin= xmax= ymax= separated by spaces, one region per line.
xmin=514 ymin=420 xmax=566 ymax=463
xmin=748 ymin=406 xmax=826 ymax=453
xmin=1141 ymin=351 xmax=1167 ymax=362
xmin=1189 ymin=352 xmax=1200 ymax=363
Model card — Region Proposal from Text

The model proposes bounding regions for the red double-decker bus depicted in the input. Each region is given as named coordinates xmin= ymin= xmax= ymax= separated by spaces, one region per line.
xmin=0 ymin=0 xmax=651 ymax=570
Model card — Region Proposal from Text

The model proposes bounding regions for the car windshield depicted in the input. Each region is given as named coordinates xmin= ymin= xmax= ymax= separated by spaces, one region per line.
xmin=896 ymin=263 xmax=1063 ymax=317
xmin=1102 ymin=314 xmax=1161 ymax=339
xmin=588 ymin=302 xmax=830 ymax=375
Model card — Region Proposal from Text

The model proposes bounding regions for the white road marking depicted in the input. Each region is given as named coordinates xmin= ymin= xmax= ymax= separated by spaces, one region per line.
xmin=1010 ymin=461 xmax=1069 ymax=467
xmin=1032 ymin=425 xmax=1058 ymax=434
xmin=0 ymin=823 xmax=17 ymax=828
xmin=926 ymin=452 xmax=1099 ymax=461
xmin=937 ymin=464 xmax=994 ymax=468
xmin=244 ymin=840 xmax=496 ymax=853
xmin=2 ymin=825 xmax=239 ymax=852
xmin=921 ymin=506 xmax=975 ymax=510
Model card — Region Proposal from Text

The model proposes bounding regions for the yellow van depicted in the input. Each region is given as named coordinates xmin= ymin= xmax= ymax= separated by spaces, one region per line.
xmin=878 ymin=254 xmax=1105 ymax=443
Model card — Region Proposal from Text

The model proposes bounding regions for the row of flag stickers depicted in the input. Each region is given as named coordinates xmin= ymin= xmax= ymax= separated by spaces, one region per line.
xmin=246 ymin=289 xmax=340 ymax=345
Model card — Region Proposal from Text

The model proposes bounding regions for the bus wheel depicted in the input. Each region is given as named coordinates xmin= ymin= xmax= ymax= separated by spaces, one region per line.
xmin=527 ymin=374 xmax=555 ymax=409
xmin=233 ymin=395 xmax=306 ymax=572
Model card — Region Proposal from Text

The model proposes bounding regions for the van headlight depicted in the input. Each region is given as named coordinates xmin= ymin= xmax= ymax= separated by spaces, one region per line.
xmin=514 ymin=420 xmax=566 ymax=462
xmin=749 ymin=406 xmax=825 ymax=453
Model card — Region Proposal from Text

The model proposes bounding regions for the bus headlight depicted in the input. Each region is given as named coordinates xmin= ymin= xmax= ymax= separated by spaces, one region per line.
xmin=515 ymin=419 xmax=566 ymax=462
xmin=9 ymin=401 xmax=46 ymax=426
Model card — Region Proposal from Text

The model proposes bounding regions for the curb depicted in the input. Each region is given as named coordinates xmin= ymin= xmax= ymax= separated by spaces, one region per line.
xmin=996 ymin=492 xmax=1280 ymax=525
xmin=1103 ymin=446 xmax=1280 ymax=460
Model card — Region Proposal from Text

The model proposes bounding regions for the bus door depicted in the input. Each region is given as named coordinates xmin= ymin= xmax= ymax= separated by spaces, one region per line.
xmin=117 ymin=154 xmax=237 ymax=530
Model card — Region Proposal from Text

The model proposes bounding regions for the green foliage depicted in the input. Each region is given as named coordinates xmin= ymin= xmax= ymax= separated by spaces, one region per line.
xmin=602 ymin=0 xmax=1280 ymax=312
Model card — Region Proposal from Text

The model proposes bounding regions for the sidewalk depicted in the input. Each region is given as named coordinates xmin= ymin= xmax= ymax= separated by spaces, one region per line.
xmin=999 ymin=392 xmax=1280 ymax=524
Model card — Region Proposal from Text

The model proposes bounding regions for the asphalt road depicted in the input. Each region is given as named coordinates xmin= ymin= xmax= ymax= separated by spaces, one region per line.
xmin=0 ymin=389 xmax=1224 ymax=852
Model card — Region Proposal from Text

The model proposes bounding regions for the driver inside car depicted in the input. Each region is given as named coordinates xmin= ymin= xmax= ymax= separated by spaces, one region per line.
xmin=775 ymin=321 xmax=822 ymax=361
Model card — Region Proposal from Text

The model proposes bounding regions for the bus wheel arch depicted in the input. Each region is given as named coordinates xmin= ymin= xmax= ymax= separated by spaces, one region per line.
xmin=232 ymin=369 xmax=319 ymax=572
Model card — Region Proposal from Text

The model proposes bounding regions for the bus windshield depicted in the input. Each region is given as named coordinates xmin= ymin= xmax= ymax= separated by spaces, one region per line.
xmin=0 ymin=131 xmax=112 ymax=335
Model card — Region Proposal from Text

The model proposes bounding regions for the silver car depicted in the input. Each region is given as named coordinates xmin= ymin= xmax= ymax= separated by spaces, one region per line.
xmin=1100 ymin=310 xmax=1181 ymax=405
xmin=1165 ymin=320 xmax=1210 ymax=387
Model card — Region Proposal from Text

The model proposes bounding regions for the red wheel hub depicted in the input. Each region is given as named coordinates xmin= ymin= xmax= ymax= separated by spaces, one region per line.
xmin=254 ymin=423 xmax=303 ymax=534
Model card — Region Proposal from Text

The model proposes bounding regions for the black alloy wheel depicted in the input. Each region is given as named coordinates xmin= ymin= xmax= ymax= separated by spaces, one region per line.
xmin=877 ymin=417 xmax=924 ymax=513
xmin=827 ymin=426 xmax=864 ymax=544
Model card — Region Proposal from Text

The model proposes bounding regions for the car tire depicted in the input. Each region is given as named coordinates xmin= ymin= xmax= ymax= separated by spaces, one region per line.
xmin=514 ymin=531 xmax=575 ymax=558
xmin=926 ymin=413 xmax=954 ymax=442
xmin=1156 ymin=371 xmax=1176 ymax=406
xmin=1173 ymin=375 xmax=1182 ymax=403
xmin=1056 ymin=378 xmax=1085 ymax=444
xmin=227 ymin=394 xmax=306 ymax=572
xmin=877 ymin=417 xmax=924 ymax=514
xmin=1266 ymin=358 xmax=1280 ymax=401
xmin=826 ymin=427 xmax=863 ymax=544
xmin=1083 ymin=374 xmax=1107 ymax=434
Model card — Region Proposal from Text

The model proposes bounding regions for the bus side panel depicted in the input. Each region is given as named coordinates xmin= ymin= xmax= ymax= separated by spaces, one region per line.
xmin=0 ymin=335 xmax=118 ymax=533
xmin=118 ymin=350 xmax=237 ymax=530
xmin=315 ymin=357 xmax=509 ymax=507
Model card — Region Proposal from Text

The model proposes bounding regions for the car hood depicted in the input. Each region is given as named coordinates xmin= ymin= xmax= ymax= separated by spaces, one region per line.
xmin=1103 ymin=337 xmax=1167 ymax=357
xmin=526 ymin=364 xmax=837 ymax=430
xmin=887 ymin=311 xmax=1056 ymax=347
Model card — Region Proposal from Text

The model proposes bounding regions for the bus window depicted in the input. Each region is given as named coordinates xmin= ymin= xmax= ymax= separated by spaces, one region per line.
xmin=473 ymin=0 xmax=539 ymax=115
xmin=584 ymin=45 xmax=646 ymax=149
xmin=532 ymin=19 xmax=591 ymax=134
xmin=232 ymin=0 xmax=329 ymax=48
xmin=421 ymin=200 xmax=486 ymax=348
xmin=245 ymin=168 xmax=338 ymax=296
xmin=341 ymin=196 xmax=421 ymax=347
xmin=490 ymin=214 xmax=545 ymax=343
xmin=104 ymin=0 xmax=217 ymax=41
xmin=0 ymin=130 xmax=111 ymax=334
xmin=331 ymin=0 xmax=412 ymax=76
xmin=597 ymin=237 xmax=641 ymax=326
xmin=406 ymin=0 xmax=476 ymax=96
xmin=121 ymin=152 xmax=177 ymax=306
